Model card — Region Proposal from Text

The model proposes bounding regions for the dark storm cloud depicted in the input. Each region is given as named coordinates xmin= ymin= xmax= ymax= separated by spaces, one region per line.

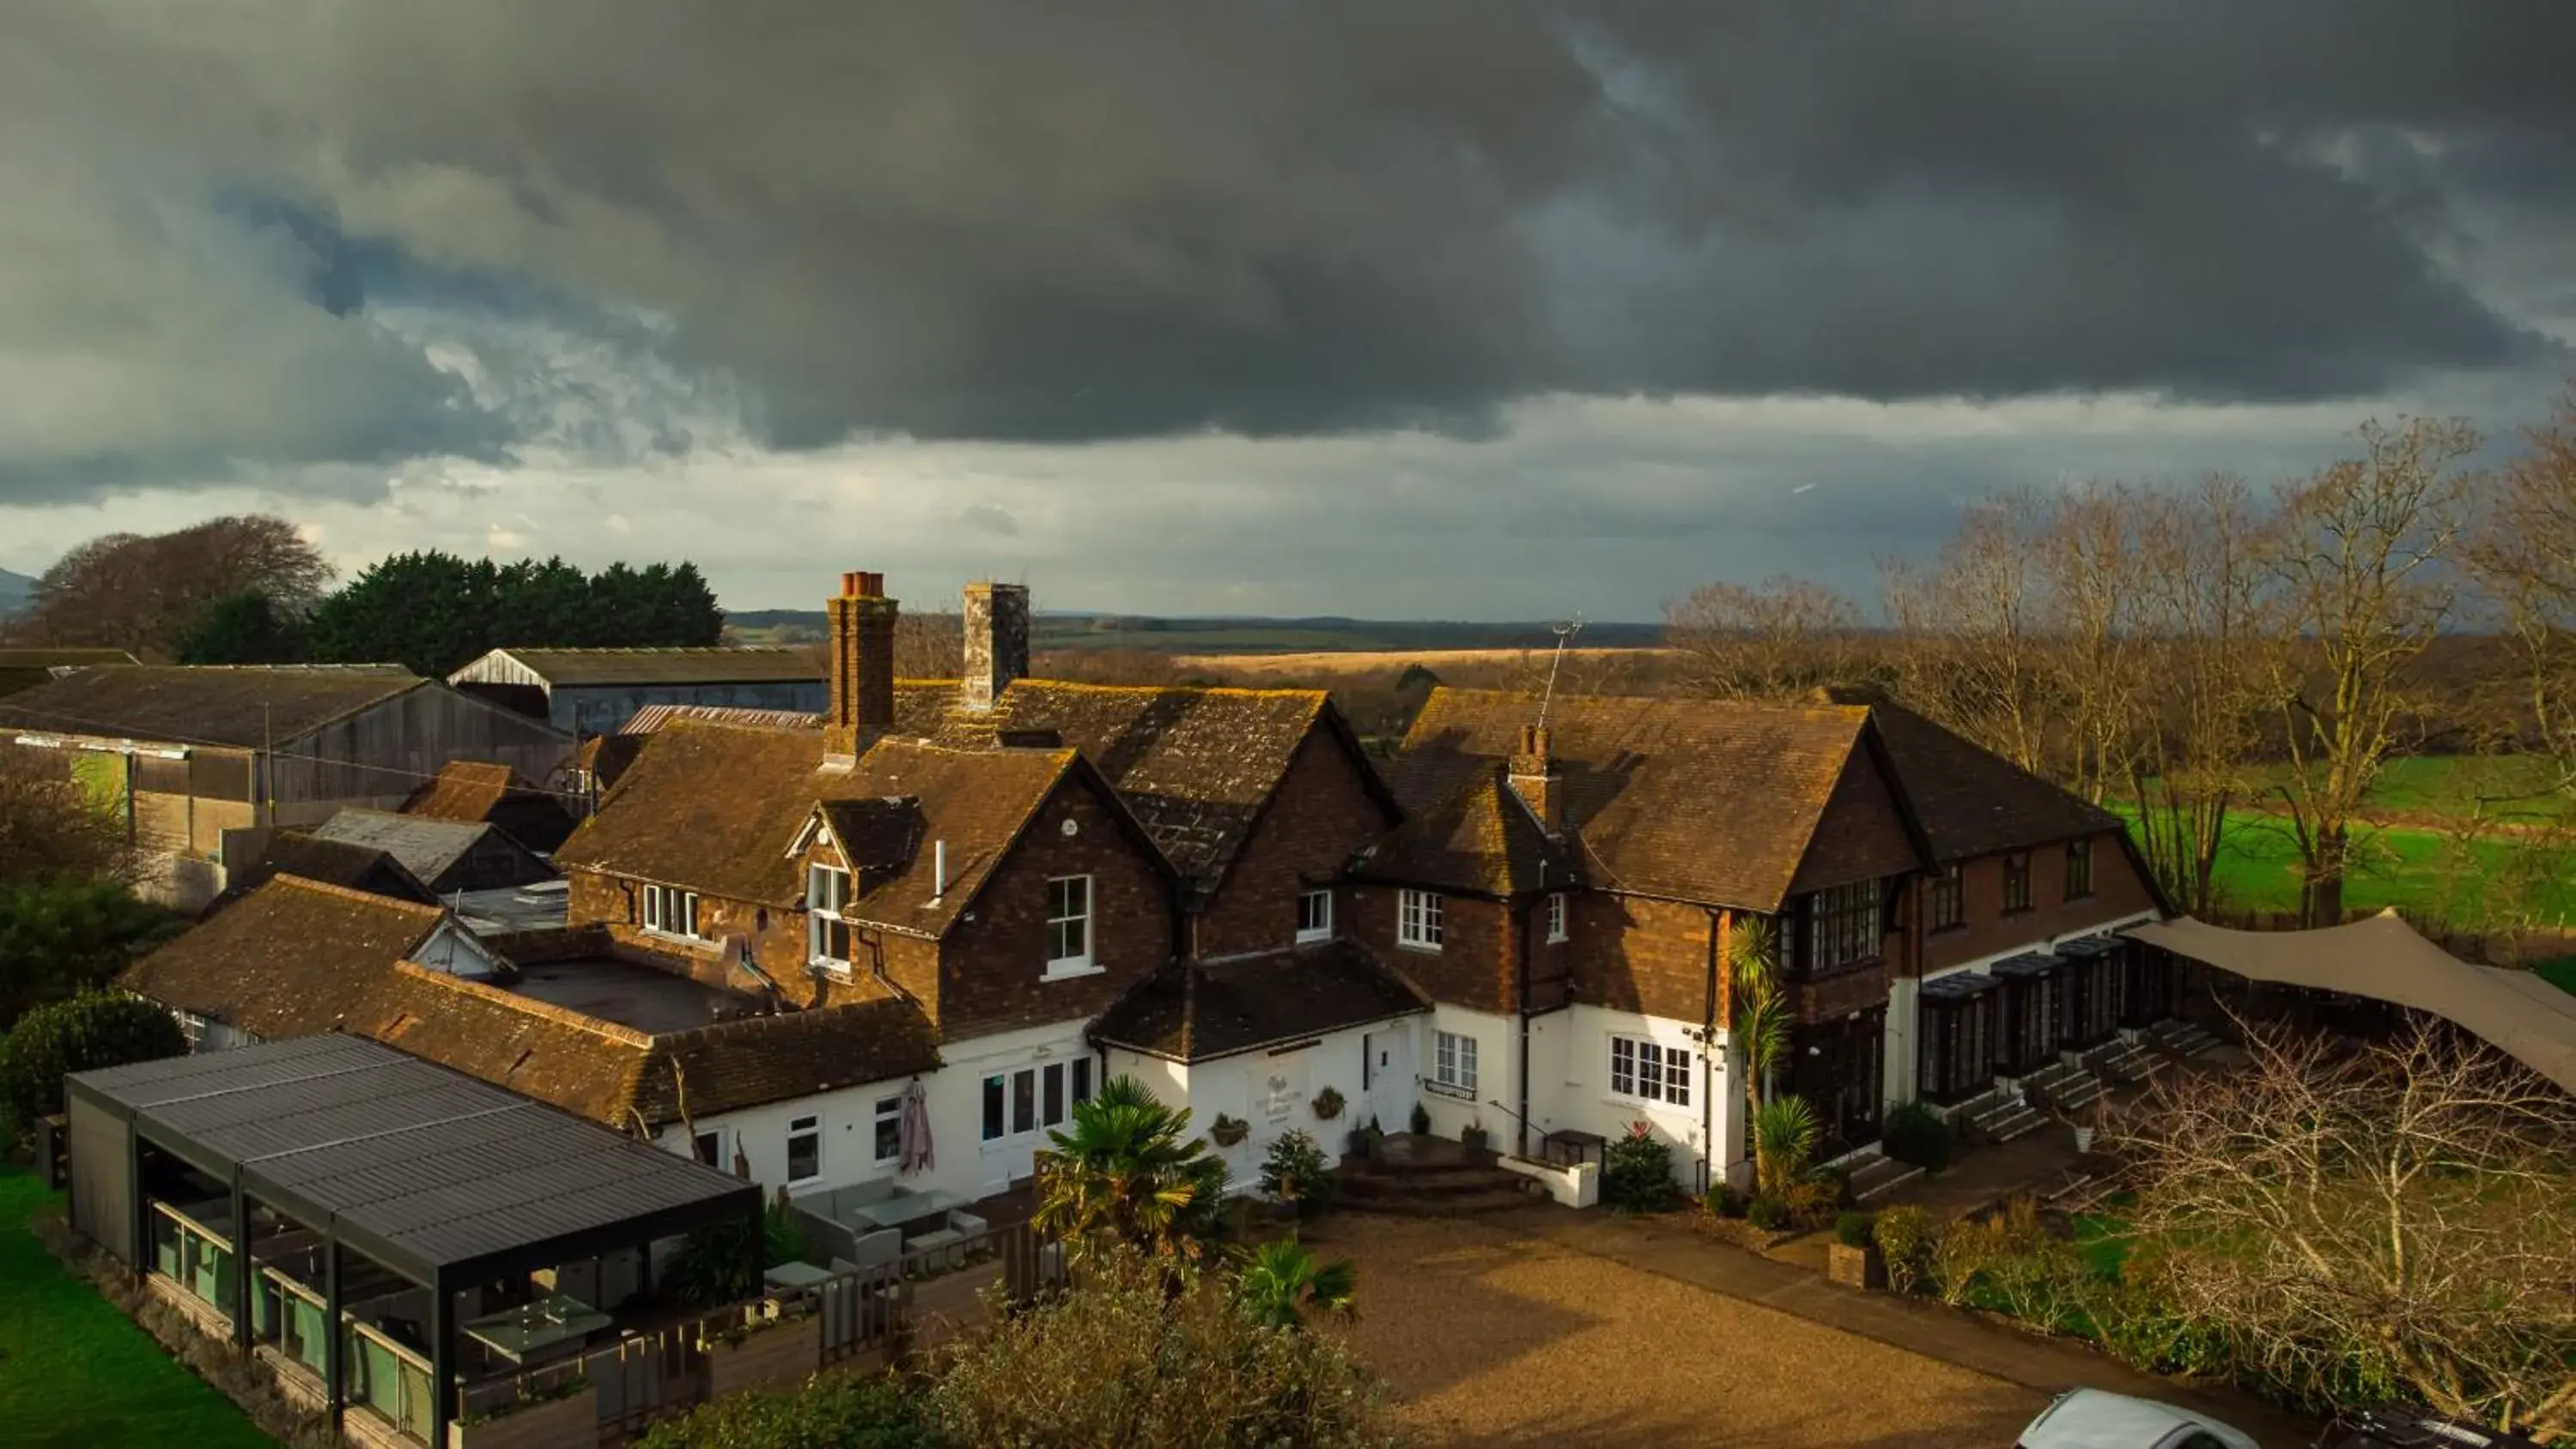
xmin=4 ymin=0 xmax=2575 ymax=496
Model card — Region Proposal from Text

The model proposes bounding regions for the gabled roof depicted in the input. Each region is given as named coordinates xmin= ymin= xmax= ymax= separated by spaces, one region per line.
xmin=1391 ymin=688 xmax=1892 ymax=911
xmin=399 ymin=759 xmax=579 ymax=853
xmin=1866 ymin=701 xmax=2124 ymax=861
xmin=556 ymin=721 xmax=1158 ymax=935
xmin=0 ymin=648 xmax=137 ymax=698
xmin=343 ymin=963 xmax=943 ymax=1128
xmin=462 ymin=646 xmax=824 ymax=688
xmin=308 ymin=809 xmax=551 ymax=892
xmin=811 ymin=797 xmax=922 ymax=872
xmin=118 ymin=875 xmax=448 ymax=1039
xmin=1091 ymin=938 xmax=1428 ymax=1063
xmin=0 ymin=664 xmax=422 ymax=749
xmin=1355 ymin=761 xmax=1571 ymax=897
xmin=224 ymin=830 xmax=440 ymax=905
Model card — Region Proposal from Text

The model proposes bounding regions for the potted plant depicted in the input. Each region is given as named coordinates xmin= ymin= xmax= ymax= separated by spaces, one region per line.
xmin=1407 ymin=1101 xmax=1431 ymax=1137
xmin=1460 ymin=1118 xmax=1490 ymax=1154
xmin=1826 ymin=1211 xmax=1886 ymax=1290
xmin=1311 ymin=1086 xmax=1346 ymax=1122
xmin=1210 ymin=1113 xmax=1250 ymax=1148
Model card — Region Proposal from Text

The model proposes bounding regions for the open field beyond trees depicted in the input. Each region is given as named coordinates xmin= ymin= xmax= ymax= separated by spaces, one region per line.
xmin=0 ymin=1169 xmax=273 ymax=1449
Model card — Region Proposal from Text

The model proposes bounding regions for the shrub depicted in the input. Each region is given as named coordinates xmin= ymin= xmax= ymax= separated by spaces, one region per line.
xmin=0 ymin=991 xmax=185 ymax=1122
xmin=928 ymin=1245 xmax=1404 ymax=1448
xmin=1747 ymin=1196 xmax=1790 ymax=1231
xmin=1407 ymin=1101 xmax=1431 ymax=1136
xmin=1599 ymin=1121 xmax=1678 ymax=1212
xmin=1871 ymin=1204 xmax=1936 ymax=1294
xmin=639 ymin=1370 xmax=936 ymax=1448
xmin=665 ymin=1203 xmax=809 ymax=1307
xmin=1880 ymin=1100 xmax=1953 ymax=1173
xmin=1702 ymin=1183 xmax=1747 ymax=1218
xmin=1834 ymin=1211 xmax=1876 ymax=1248
xmin=1751 ymin=1096 xmax=1820 ymax=1197
xmin=1259 ymin=1129 xmax=1335 ymax=1216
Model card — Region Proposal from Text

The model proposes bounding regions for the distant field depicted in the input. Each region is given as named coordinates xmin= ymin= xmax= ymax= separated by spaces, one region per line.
xmin=724 ymin=609 xmax=1667 ymax=656
xmin=2121 ymin=799 xmax=2576 ymax=925
xmin=1172 ymin=646 xmax=1676 ymax=678
xmin=2229 ymin=754 xmax=2571 ymax=829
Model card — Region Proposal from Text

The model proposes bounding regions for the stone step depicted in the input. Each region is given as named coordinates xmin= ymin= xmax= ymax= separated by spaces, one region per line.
xmin=2093 ymin=1043 xmax=2166 ymax=1084
xmin=1966 ymin=1103 xmax=2046 ymax=1143
xmin=2151 ymin=1022 xmax=2222 ymax=1058
xmin=1339 ymin=1168 xmax=1534 ymax=1202
xmin=1342 ymin=1189 xmax=1541 ymax=1219
xmin=1848 ymin=1153 xmax=1925 ymax=1203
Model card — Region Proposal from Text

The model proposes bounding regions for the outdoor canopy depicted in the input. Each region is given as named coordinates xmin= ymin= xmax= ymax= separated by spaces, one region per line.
xmin=2123 ymin=911 xmax=2576 ymax=1095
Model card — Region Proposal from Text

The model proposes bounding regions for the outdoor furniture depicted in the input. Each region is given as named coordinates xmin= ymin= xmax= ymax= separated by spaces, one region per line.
xmin=460 ymin=1294 xmax=611 ymax=1366
xmin=904 ymin=1228 xmax=966 ymax=1270
xmin=762 ymin=1261 xmax=835 ymax=1293
xmin=1541 ymin=1128 xmax=1607 ymax=1171
xmin=849 ymin=1186 xmax=962 ymax=1233
xmin=946 ymin=1210 xmax=988 ymax=1239
xmin=848 ymin=1228 xmax=903 ymax=1274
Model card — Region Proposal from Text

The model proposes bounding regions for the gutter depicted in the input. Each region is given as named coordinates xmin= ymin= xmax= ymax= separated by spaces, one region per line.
xmin=1702 ymin=907 xmax=1720 ymax=1196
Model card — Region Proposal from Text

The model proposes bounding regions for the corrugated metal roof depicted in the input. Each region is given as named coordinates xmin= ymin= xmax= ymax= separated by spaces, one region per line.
xmin=459 ymin=647 xmax=823 ymax=688
xmin=73 ymin=1035 xmax=750 ymax=1276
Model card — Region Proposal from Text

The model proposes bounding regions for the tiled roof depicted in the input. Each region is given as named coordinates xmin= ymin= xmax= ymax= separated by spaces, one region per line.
xmin=1867 ymin=700 xmax=2123 ymax=861
xmin=1355 ymin=762 xmax=1572 ymax=897
xmin=307 ymin=809 xmax=555 ymax=894
xmin=0 ymin=648 xmax=137 ymax=699
xmin=816 ymin=797 xmax=920 ymax=871
xmin=576 ymin=732 xmax=650 ymax=792
xmin=344 ymin=964 xmax=942 ymax=1127
xmin=224 ymin=831 xmax=439 ymax=905
xmin=471 ymin=646 xmax=824 ymax=688
xmin=398 ymin=760 xmax=578 ymax=852
xmin=118 ymin=875 xmax=446 ymax=1038
xmin=0 ymin=664 xmax=422 ymax=748
xmin=556 ymin=720 xmax=1102 ymax=935
xmin=1390 ymin=688 xmax=1887 ymax=912
xmin=1091 ymin=938 xmax=1428 ymax=1063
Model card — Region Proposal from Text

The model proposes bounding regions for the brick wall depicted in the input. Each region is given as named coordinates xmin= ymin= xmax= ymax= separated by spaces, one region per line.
xmin=1351 ymin=885 xmax=1516 ymax=1014
xmin=1920 ymin=827 xmax=2158 ymax=973
xmin=1786 ymin=960 xmax=1895 ymax=1022
xmin=1570 ymin=894 xmax=1718 ymax=1024
xmin=1194 ymin=731 xmax=1394 ymax=961
xmin=931 ymin=775 xmax=1176 ymax=1040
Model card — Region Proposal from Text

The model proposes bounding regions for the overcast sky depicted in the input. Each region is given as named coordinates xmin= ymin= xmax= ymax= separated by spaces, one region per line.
xmin=4 ymin=3 xmax=2573 ymax=620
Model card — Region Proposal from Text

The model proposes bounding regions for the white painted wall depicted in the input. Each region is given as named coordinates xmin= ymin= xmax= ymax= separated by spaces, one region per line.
xmin=1108 ymin=1015 xmax=1419 ymax=1195
xmin=414 ymin=919 xmax=502 ymax=979
xmin=1417 ymin=1003 xmax=1512 ymax=1145
xmin=1544 ymin=1004 xmax=1725 ymax=1187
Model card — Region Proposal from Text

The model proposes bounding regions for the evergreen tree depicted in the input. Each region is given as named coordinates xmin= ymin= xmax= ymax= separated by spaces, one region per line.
xmin=173 ymin=591 xmax=309 ymax=664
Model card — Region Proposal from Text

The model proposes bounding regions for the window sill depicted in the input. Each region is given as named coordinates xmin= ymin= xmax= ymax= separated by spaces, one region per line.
xmin=1042 ymin=961 xmax=1106 ymax=982
xmin=1294 ymin=930 xmax=1333 ymax=946
xmin=1546 ymin=934 xmax=1569 ymax=946
xmin=1604 ymin=1094 xmax=1691 ymax=1115
xmin=1422 ymin=1079 xmax=1477 ymax=1101
xmin=640 ymin=927 xmax=706 ymax=948
xmin=811 ymin=958 xmax=853 ymax=978
xmin=1396 ymin=941 xmax=1443 ymax=955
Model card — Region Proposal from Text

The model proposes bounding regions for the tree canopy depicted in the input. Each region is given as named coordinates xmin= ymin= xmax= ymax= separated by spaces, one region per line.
xmin=306 ymin=551 xmax=725 ymax=675
xmin=174 ymin=591 xmax=309 ymax=665
xmin=13 ymin=514 xmax=331 ymax=657
xmin=0 ymin=991 xmax=187 ymax=1123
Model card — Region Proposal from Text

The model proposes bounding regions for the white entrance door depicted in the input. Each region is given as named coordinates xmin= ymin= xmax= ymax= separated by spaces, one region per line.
xmin=977 ymin=1056 xmax=1095 ymax=1191
xmin=1363 ymin=1026 xmax=1414 ymax=1134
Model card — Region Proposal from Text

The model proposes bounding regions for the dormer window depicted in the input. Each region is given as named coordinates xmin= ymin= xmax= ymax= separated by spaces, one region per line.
xmin=1296 ymin=888 xmax=1333 ymax=943
xmin=1398 ymin=889 xmax=1443 ymax=951
xmin=807 ymin=864 xmax=853 ymax=973
xmin=641 ymin=883 xmax=699 ymax=940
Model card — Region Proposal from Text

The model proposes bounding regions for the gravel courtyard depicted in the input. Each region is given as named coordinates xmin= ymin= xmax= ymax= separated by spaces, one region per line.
xmin=1308 ymin=1213 xmax=2045 ymax=1448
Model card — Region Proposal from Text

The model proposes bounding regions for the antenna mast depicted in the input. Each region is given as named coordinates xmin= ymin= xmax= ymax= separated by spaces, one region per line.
xmin=1536 ymin=615 xmax=1584 ymax=728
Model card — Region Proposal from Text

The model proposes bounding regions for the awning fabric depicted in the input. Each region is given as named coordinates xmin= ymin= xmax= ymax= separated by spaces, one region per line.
xmin=2123 ymin=912 xmax=2576 ymax=1095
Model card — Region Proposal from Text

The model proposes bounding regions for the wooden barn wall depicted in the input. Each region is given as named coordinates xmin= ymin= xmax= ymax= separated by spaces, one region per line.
xmin=272 ymin=689 xmax=572 ymax=805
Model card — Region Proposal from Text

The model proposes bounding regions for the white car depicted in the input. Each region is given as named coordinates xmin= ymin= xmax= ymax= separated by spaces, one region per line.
xmin=2018 ymin=1388 xmax=2262 ymax=1449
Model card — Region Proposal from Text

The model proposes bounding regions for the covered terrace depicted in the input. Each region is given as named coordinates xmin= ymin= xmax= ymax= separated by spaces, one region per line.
xmin=64 ymin=1034 xmax=761 ymax=1447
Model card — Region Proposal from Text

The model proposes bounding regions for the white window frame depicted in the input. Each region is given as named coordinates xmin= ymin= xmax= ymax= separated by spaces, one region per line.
xmin=1607 ymin=1034 xmax=1692 ymax=1109
xmin=807 ymin=864 xmax=854 ymax=973
xmin=786 ymin=1114 xmax=823 ymax=1186
xmin=1044 ymin=874 xmax=1099 ymax=978
xmin=1546 ymin=891 xmax=1569 ymax=943
xmin=1296 ymin=888 xmax=1333 ymax=943
xmin=1397 ymin=888 xmax=1444 ymax=951
xmin=871 ymin=1094 xmax=903 ymax=1167
xmin=641 ymin=882 xmax=700 ymax=941
xmin=1432 ymin=1029 xmax=1478 ymax=1096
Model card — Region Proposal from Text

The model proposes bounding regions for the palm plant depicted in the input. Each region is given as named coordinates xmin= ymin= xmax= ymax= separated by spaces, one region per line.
xmin=1234 ymin=1237 xmax=1358 ymax=1331
xmin=1033 ymin=1076 xmax=1215 ymax=1264
xmin=1751 ymin=1094 xmax=1820 ymax=1199
xmin=1724 ymin=914 xmax=1791 ymax=1123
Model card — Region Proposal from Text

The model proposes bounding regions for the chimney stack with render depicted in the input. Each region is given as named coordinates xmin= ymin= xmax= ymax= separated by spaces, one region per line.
xmin=1507 ymin=723 xmax=1563 ymax=835
xmin=959 ymin=581 xmax=1031 ymax=714
xmin=824 ymin=571 xmax=900 ymax=761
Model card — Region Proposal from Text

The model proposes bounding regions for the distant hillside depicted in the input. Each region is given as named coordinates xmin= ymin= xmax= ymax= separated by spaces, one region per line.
xmin=724 ymin=609 xmax=1664 ymax=654
xmin=0 ymin=568 xmax=33 ymax=617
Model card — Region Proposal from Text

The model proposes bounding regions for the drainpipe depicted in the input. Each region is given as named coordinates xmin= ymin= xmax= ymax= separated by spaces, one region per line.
xmin=1701 ymin=907 xmax=1721 ymax=1195
xmin=1515 ymin=889 xmax=1534 ymax=1160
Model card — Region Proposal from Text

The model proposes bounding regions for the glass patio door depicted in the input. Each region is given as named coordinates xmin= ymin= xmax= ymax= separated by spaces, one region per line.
xmin=977 ymin=1058 xmax=1094 ymax=1189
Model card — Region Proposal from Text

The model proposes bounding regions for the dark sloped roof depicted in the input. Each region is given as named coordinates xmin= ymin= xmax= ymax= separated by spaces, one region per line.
xmin=475 ymin=646 xmax=823 ymax=688
xmin=309 ymin=808 xmax=553 ymax=892
xmin=1091 ymin=938 xmax=1428 ymax=1063
xmin=0 ymin=664 xmax=422 ymax=748
xmin=400 ymin=761 xmax=577 ymax=852
xmin=576 ymin=732 xmax=651 ymax=792
xmin=635 ymin=992 xmax=942 ymax=1123
xmin=1391 ymin=688 xmax=1883 ymax=911
xmin=1355 ymin=762 xmax=1571 ymax=897
xmin=227 ymin=831 xmax=439 ymax=905
xmin=0 ymin=648 xmax=138 ymax=699
xmin=1867 ymin=701 xmax=2123 ymax=861
xmin=817 ymin=797 xmax=921 ymax=871
xmin=119 ymin=875 xmax=447 ymax=1038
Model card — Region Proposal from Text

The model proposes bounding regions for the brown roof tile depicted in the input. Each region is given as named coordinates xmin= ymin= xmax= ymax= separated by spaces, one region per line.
xmin=1391 ymin=688 xmax=1889 ymax=911
xmin=399 ymin=760 xmax=579 ymax=852
xmin=118 ymin=875 xmax=446 ymax=1038
xmin=1867 ymin=701 xmax=2123 ymax=861
xmin=0 ymin=664 xmax=422 ymax=749
xmin=223 ymin=831 xmax=440 ymax=905
xmin=1355 ymin=762 xmax=1572 ymax=897
xmin=1091 ymin=938 xmax=1427 ymax=1063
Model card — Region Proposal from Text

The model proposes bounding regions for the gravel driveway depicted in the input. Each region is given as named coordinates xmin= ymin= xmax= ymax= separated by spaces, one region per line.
xmin=1307 ymin=1214 xmax=2045 ymax=1448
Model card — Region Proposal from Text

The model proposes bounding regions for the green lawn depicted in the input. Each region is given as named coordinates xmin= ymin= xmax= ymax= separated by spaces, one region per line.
xmin=2122 ymin=803 xmax=2576 ymax=925
xmin=2535 ymin=958 xmax=2576 ymax=996
xmin=0 ymin=1168 xmax=273 ymax=1449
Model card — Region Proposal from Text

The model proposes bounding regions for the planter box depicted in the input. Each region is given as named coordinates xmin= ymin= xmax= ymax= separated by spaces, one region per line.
xmin=449 ymin=1383 xmax=598 ymax=1449
xmin=705 ymin=1313 xmax=821 ymax=1400
xmin=1826 ymin=1242 xmax=1886 ymax=1291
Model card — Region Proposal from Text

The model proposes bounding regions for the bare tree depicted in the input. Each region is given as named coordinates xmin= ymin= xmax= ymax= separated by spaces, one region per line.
xmin=2263 ymin=416 xmax=2480 ymax=925
xmin=2111 ymin=1019 xmax=2576 ymax=1440
xmin=1883 ymin=496 xmax=2056 ymax=775
xmin=2031 ymin=483 xmax=2153 ymax=804
xmin=18 ymin=515 xmax=334 ymax=658
xmin=1664 ymin=575 xmax=1871 ymax=702
xmin=2465 ymin=386 xmax=2576 ymax=804
xmin=0 ymin=748 xmax=131 ymax=883
xmin=2121 ymin=475 xmax=2278 ymax=913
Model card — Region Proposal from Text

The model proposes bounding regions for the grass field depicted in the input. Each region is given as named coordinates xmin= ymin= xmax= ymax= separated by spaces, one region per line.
xmin=0 ymin=1168 xmax=272 ymax=1449
xmin=2180 ymin=809 xmax=2576 ymax=923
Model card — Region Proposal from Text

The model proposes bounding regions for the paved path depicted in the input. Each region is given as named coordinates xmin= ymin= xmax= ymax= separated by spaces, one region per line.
xmin=1481 ymin=1204 xmax=2318 ymax=1448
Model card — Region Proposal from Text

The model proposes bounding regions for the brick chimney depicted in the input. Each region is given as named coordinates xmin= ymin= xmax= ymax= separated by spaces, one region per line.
xmin=824 ymin=571 xmax=899 ymax=761
xmin=959 ymin=581 xmax=1030 ymax=714
xmin=1507 ymin=724 xmax=1563 ymax=835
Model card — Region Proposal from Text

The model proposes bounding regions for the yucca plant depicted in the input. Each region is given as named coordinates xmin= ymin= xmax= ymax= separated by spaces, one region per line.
xmin=1752 ymin=1094 xmax=1820 ymax=1199
xmin=1034 ymin=1076 xmax=1214 ymax=1264
xmin=1234 ymin=1237 xmax=1358 ymax=1331
xmin=1724 ymin=914 xmax=1790 ymax=1123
